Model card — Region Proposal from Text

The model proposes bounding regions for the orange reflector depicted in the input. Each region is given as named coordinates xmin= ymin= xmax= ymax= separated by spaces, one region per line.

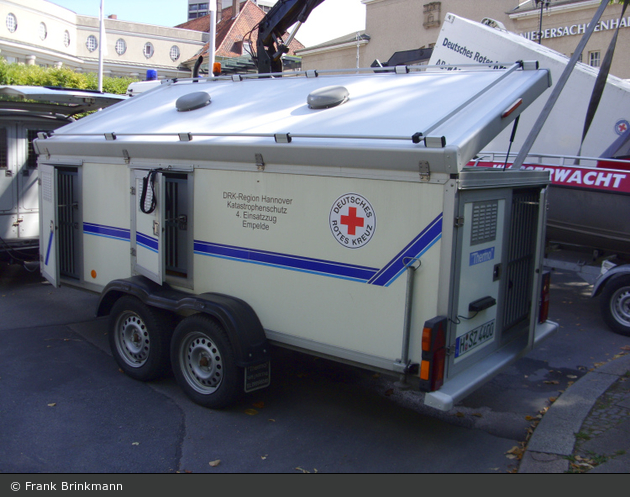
xmin=212 ymin=62 xmax=221 ymax=76
xmin=501 ymin=98 xmax=523 ymax=118
xmin=420 ymin=360 xmax=431 ymax=380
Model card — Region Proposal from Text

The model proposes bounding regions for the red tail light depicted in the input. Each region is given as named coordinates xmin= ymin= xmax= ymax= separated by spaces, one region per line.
xmin=539 ymin=270 xmax=551 ymax=323
xmin=419 ymin=316 xmax=448 ymax=392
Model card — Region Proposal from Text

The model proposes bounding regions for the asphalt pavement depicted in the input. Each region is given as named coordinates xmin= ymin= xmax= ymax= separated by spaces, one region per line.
xmin=2 ymin=259 xmax=629 ymax=473
xmin=519 ymin=351 xmax=630 ymax=473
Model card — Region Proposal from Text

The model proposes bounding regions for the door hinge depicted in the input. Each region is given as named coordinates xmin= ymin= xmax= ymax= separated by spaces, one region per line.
xmin=445 ymin=345 xmax=456 ymax=357
xmin=130 ymin=186 xmax=136 ymax=195
xmin=419 ymin=160 xmax=430 ymax=182
xmin=255 ymin=153 xmax=265 ymax=171
xmin=454 ymin=216 xmax=464 ymax=227
xmin=130 ymin=248 xmax=136 ymax=256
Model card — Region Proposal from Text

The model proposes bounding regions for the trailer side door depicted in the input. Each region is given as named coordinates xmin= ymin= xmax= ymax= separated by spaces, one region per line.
xmin=131 ymin=169 xmax=165 ymax=284
xmin=39 ymin=163 xmax=59 ymax=287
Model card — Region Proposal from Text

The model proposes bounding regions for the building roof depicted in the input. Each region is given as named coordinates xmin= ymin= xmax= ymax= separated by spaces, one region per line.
xmin=296 ymin=31 xmax=370 ymax=53
xmin=177 ymin=0 xmax=304 ymax=68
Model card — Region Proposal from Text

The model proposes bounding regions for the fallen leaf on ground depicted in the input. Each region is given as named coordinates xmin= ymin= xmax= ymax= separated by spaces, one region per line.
xmin=244 ymin=408 xmax=258 ymax=416
xmin=209 ymin=460 xmax=221 ymax=467
xmin=47 ymin=403 xmax=56 ymax=407
xmin=252 ymin=401 xmax=265 ymax=409
xmin=543 ymin=380 xmax=559 ymax=385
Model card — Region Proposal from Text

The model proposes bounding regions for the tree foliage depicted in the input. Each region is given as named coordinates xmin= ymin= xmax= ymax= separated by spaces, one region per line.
xmin=0 ymin=58 xmax=138 ymax=95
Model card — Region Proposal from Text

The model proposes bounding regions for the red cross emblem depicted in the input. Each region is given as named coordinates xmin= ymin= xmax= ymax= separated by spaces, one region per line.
xmin=329 ymin=193 xmax=376 ymax=249
xmin=340 ymin=207 xmax=364 ymax=235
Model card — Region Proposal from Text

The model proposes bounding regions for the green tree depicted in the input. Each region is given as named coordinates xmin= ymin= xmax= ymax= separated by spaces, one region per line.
xmin=0 ymin=58 xmax=138 ymax=95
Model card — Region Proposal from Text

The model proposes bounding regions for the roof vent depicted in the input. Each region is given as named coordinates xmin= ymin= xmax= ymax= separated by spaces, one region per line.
xmin=307 ymin=86 xmax=349 ymax=110
xmin=176 ymin=91 xmax=211 ymax=112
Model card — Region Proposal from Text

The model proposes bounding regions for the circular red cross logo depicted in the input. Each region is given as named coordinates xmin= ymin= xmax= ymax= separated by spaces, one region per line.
xmin=329 ymin=193 xmax=376 ymax=249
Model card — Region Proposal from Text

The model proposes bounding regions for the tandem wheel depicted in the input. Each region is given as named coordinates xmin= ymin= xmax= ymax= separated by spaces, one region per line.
xmin=171 ymin=314 xmax=244 ymax=409
xmin=108 ymin=295 xmax=172 ymax=381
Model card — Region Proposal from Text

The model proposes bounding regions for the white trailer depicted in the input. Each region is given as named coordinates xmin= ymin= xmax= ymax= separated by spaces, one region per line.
xmin=35 ymin=63 xmax=557 ymax=411
xmin=0 ymin=86 xmax=125 ymax=258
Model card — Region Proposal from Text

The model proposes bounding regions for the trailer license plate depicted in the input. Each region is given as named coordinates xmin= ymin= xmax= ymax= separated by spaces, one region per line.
xmin=455 ymin=320 xmax=495 ymax=358
xmin=244 ymin=361 xmax=271 ymax=392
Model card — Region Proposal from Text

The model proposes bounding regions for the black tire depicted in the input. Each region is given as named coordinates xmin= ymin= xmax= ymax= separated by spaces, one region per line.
xmin=108 ymin=295 xmax=172 ymax=381
xmin=600 ymin=275 xmax=630 ymax=337
xmin=171 ymin=314 xmax=243 ymax=409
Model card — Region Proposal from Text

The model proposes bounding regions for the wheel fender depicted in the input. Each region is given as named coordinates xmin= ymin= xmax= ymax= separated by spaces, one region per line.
xmin=592 ymin=266 xmax=630 ymax=297
xmin=97 ymin=276 xmax=269 ymax=368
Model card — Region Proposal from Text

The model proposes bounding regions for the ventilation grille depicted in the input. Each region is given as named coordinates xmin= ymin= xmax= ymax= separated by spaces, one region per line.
xmin=470 ymin=200 xmax=498 ymax=245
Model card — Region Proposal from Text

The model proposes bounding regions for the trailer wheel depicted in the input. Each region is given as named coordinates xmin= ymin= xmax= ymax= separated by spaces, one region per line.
xmin=108 ymin=295 xmax=171 ymax=381
xmin=600 ymin=275 xmax=630 ymax=337
xmin=171 ymin=314 xmax=242 ymax=409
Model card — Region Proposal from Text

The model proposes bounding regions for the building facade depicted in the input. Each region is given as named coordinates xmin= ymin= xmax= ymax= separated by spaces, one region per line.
xmin=178 ymin=0 xmax=303 ymax=74
xmin=0 ymin=0 xmax=208 ymax=80
xmin=187 ymin=0 xmax=277 ymax=20
xmin=299 ymin=0 xmax=630 ymax=80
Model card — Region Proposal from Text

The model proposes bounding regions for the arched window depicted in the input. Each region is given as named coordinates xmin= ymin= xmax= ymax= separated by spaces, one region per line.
xmin=86 ymin=35 xmax=98 ymax=52
xmin=170 ymin=45 xmax=180 ymax=61
xmin=143 ymin=42 xmax=154 ymax=59
xmin=39 ymin=22 xmax=47 ymax=40
xmin=115 ymin=38 xmax=127 ymax=55
xmin=6 ymin=13 xmax=17 ymax=33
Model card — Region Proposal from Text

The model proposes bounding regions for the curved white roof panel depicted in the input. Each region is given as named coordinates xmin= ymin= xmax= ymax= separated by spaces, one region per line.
xmin=0 ymin=86 xmax=126 ymax=116
xmin=36 ymin=64 xmax=550 ymax=174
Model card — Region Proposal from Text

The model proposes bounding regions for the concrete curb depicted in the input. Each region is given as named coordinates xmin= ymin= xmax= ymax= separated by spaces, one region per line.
xmin=518 ymin=353 xmax=630 ymax=473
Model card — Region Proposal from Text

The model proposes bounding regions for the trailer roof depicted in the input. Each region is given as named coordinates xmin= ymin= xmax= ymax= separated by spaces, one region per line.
xmin=36 ymin=64 xmax=550 ymax=174
xmin=0 ymin=86 xmax=126 ymax=116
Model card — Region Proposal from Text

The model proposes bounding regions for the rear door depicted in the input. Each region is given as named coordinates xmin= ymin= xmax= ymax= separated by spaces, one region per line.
xmin=449 ymin=189 xmax=506 ymax=375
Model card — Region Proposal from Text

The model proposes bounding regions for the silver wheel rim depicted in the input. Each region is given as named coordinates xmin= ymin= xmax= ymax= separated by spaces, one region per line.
xmin=114 ymin=311 xmax=150 ymax=368
xmin=610 ymin=286 xmax=630 ymax=328
xmin=179 ymin=332 xmax=224 ymax=394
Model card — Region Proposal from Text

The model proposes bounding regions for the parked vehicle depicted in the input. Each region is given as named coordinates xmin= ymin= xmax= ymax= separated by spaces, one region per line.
xmin=0 ymin=86 xmax=125 ymax=260
xmin=35 ymin=59 xmax=557 ymax=410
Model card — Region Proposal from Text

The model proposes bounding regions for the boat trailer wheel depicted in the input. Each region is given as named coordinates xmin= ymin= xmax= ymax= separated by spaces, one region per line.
xmin=601 ymin=276 xmax=630 ymax=337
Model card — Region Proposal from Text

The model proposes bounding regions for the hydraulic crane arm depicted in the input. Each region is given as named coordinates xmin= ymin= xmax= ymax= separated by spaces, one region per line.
xmin=256 ymin=0 xmax=325 ymax=73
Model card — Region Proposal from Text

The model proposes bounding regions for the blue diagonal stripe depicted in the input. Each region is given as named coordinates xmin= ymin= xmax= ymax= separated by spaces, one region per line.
xmin=367 ymin=213 xmax=443 ymax=287
xmin=84 ymin=222 xmax=130 ymax=241
xmin=194 ymin=241 xmax=378 ymax=283
xmin=137 ymin=231 xmax=158 ymax=252
xmin=194 ymin=213 xmax=442 ymax=287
